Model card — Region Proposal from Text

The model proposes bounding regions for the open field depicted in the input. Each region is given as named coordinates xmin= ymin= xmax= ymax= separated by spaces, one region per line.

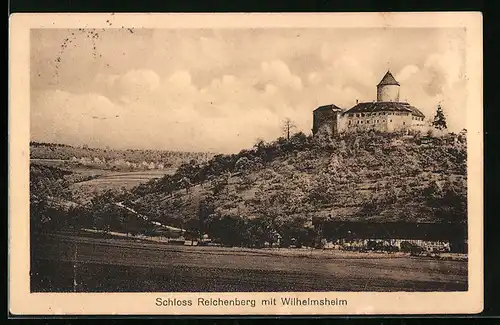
xmin=31 ymin=234 xmax=467 ymax=292
xmin=71 ymin=169 xmax=176 ymax=189
xmin=68 ymin=169 xmax=176 ymax=203
xmin=30 ymin=158 xmax=69 ymax=167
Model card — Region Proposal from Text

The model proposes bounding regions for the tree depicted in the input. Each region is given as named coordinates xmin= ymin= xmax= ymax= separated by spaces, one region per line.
xmin=423 ymin=177 xmax=467 ymax=225
xmin=432 ymin=104 xmax=448 ymax=130
xmin=458 ymin=129 xmax=467 ymax=144
xmin=198 ymin=197 xmax=215 ymax=239
xmin=211 ymin=175 xmax=228 ymax=195
xmin=235 ymin=156 xmax=252 ymax=173
xmin=282 ymin=118 xmax=297 ymax=141
xmin=178 ymin=176 xmax=192 ymax=194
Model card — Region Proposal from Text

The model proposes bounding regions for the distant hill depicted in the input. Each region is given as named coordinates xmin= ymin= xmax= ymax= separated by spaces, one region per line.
xmin=30 ymin=141 xmax=216 ymax=170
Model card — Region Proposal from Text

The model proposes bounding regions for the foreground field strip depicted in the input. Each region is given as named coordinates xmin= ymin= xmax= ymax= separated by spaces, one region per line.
xmin=44 ymin=234 xmax=310 ymax=258
xmin=42 ymin=233 xmax=469 ymax=265
xmin=36 ymin=257 xmax=462 ymax=290
xmin=32 ymin=259 xmax=462 ymax=292
xmin=37 ymin=240 xmax=466 ymax=282
xmin=43 ymin=233 xmax=409 ymax=259
xmin=33 ymin=237 xmax=467 ymax=291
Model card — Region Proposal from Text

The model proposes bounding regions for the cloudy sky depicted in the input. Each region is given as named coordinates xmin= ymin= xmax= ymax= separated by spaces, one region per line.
xmin=31 ymin=27 xmax=466 ymax=153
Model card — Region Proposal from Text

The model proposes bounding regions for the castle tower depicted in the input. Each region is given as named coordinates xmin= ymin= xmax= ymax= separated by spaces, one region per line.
xmin=376 ymin=70 xmax=400 ymax=102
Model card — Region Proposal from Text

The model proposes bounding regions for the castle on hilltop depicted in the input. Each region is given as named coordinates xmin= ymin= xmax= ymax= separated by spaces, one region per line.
xmin=312 ymin=70 xmax=426 ymax=136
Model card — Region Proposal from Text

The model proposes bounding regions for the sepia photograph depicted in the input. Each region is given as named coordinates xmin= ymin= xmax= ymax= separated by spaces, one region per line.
xmin=9 ymin=13 xmax=483 ymax=315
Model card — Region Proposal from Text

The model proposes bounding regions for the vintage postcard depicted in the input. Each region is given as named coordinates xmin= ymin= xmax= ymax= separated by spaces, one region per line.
xmin=9 ymin=12 xmax=483 ymax=315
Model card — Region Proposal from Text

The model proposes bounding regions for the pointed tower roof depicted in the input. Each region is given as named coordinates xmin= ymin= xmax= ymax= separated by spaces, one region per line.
xmin=377 ymin=70 xmax=400 ymax=87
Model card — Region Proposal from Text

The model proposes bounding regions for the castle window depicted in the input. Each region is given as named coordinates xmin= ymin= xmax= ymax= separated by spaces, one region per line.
xmin=356 ymin=114 xmax=360 ymax=117
xmin=348 ymin=121 xmax=351 ymax=125
xmin=389 ymin=119 xmax=392 ymax=122
xmin=360 ymin=121 xmax=363 ymax=124
xmin=361 ymin=113 xmax=365 ymax=117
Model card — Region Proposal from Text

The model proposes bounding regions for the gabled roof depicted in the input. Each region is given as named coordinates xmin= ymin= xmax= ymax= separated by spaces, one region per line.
xmin=313 ymin=104 xmax=343 ymax=112
xmin=377 ymin=70 xmax=400 ymax=87
xmin=405 ymin=105 xmax=426 ymax=118
xmin=343 ymin=101 xmax=425 ymax=117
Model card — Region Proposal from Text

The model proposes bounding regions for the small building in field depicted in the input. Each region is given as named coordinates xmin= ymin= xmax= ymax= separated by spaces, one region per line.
xmin=312 ymin=70 xmax=426 ymax=136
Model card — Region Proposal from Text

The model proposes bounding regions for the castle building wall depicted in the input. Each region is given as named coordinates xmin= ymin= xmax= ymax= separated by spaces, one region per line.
xmin=321 ymin=111 xmax=423 ymax=135
xmin=386 ymin=112 xmax=412 ymax=132
xmin=313 ymin=109 xmax=340 ymax=135
xmin=340 ymin=111 xmax=417 ymax=133
xmin=377 ymin=85 xmax=400 ymax=102
xmin=411 ymin=115 xmax=426 ymax=131
xmin=341 ymin=112 xmax=389 ymax=133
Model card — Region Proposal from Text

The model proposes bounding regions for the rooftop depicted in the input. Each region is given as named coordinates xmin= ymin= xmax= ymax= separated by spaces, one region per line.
xmin=377 ymin=70 xmax=400 ymax=87
xmin=313 ymin=104 xmax=344 ymax=112
xmin=343 ymin=101 xmax=425 ymax=117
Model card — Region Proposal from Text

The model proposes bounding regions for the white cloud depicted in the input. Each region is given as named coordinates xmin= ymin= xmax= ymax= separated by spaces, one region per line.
xmin=261 ymin=60 xmax=303 ymax=90
xmin=167 ymin=70 xmax=192 ymax=88
xmin=308 ymin=72 xmax=322 ymax=86
xmin=265 ymin=83 xmax=279 ymax=95
xmin=94 ymin=69 xmax=161 ymax=105
xmin=396 ymin=65 xmax=420 ymax=82
xmin=397 ymin=50 xmax=466 ymax=131
xmin=31 ymin=90 xmax=124 ymax=148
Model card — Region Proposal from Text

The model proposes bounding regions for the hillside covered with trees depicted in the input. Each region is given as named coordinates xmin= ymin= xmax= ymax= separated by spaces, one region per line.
xmin=30 ymin=130 xmax=467 ymax=248
xmin=127 ymin=130 xmax=466 ymax=246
